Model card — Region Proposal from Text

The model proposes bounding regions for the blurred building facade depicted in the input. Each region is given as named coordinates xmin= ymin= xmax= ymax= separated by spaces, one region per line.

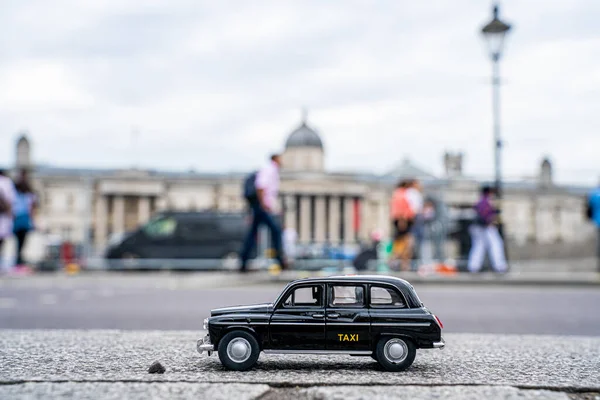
xmin=7 ymin=119 xmax=596 ymax=260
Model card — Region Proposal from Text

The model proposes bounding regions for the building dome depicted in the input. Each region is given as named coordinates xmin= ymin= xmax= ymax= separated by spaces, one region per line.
xmin=285 ymin=122 xmax=323 ymax=149
xmin=282 ymin=111 xmax=325 ymax=172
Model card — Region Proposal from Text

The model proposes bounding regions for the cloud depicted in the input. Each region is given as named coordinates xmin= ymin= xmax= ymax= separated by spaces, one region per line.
xmin=0 ymin=0 xmax=598 ymax=185
xmin=0 ymin=61 xmax=95 ymax=111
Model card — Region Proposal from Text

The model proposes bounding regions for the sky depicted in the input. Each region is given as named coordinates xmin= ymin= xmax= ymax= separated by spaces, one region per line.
xmin=0 ymin=0 xmax=598 ymax=185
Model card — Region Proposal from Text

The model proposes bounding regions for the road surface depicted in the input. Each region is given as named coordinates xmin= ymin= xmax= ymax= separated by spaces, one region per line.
xmin=1 ymin=273 xmax=599 ymax=335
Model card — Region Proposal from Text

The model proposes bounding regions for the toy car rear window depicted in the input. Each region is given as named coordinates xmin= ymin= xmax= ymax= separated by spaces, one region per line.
xmin=370 ymin=286 xmax=406 ymax=308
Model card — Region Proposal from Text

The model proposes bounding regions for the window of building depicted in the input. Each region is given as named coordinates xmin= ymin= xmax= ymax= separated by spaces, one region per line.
xmin=67 ymin=194 xmax=75 ymax=212
xmin=370 ymin=286 xmax=406 ymax=308
xmin=61 ymin=226 xmax=72 ymax=241
xmin=330 ymin=285 xmax=364 ymax=307
xmin=282 ymin=285 xmax=323 ymax=307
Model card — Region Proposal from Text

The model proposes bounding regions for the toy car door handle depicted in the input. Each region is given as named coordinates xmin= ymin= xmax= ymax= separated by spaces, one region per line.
xmin=311 ymin=313 xmax=325 ymax=318
xmin=327 ymin=313 xmax=340 ymax=318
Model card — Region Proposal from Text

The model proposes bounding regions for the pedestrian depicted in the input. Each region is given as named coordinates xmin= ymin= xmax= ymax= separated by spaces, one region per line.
xmin=467 ymin=186 xmax=507 ymax=273
xmin=406 ymin=179 xmax=424 ymax=270
xmin=0 ymin=169 xmax=17 ymax=272
xmin=390 ymin=180 xmax=416 ymax=271
xmin=239 ymin=154 xmax=287 ymax=273
xmin=12 ymin=170 xmax=38 ymax=271
xmin=586 ymin=180 xmax=600 ymax=272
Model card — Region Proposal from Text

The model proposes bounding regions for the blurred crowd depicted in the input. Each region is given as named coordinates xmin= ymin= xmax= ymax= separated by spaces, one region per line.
xmin=2 ymin=151 xmax=599 ymax=276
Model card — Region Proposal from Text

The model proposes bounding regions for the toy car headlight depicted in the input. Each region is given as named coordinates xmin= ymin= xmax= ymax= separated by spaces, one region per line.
xmin=203 ymin=318 xmax=209 ymax=330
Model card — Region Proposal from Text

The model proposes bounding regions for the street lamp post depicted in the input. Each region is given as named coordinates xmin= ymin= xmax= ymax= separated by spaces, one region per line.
xmin=480 ymin=3 xmax=512 ymax=238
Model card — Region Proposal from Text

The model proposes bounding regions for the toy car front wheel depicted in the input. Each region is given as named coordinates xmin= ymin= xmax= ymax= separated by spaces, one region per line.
xmin=375 ymin=336 xmax=416 ymax=372
xmin=217 ymin=330 xmax=260 ymax=371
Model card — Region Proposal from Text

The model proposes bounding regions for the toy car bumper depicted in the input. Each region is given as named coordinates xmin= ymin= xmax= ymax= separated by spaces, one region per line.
xmin=433 ymin=337 xmax=445 ymax=349
xmin=197 ymin=334 xmax=214 ymax=355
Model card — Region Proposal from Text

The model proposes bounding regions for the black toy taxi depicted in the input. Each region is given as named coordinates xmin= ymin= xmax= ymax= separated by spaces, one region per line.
xmin=197 ymin=275 xmax=444 ymax=372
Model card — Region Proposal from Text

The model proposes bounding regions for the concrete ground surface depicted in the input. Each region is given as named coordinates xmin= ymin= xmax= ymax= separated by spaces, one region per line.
xmin=1 ymin=273 xmax=599 ymax=335
xmin=2 ymin=273 xmax=599 ymax=398
xmin=1 ymin=330 xmax=599 ymax=399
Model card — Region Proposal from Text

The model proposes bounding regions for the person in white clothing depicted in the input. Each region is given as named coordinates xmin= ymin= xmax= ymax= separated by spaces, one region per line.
xmin=0 ymin=169 xmax=17 ymax=270
xmin=467 ymin=186 xmax=507 ymax=273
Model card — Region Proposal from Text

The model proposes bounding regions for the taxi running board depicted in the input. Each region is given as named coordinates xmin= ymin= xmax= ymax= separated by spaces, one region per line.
xmin=263 ymin=350 xmax=372 ymax=355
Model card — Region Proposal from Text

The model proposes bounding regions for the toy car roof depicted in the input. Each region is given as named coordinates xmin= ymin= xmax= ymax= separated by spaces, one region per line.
xmin=289 ymin=275 xmax=415 ymax=290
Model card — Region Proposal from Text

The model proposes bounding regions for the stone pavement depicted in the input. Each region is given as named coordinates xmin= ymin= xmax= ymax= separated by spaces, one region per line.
xmin=1 ymin=330 xmax=599 ymax=399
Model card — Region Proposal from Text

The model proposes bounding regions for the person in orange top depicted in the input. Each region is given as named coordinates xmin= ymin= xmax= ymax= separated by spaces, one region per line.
xmin=390 ymin=180 xmax=416 ymax=271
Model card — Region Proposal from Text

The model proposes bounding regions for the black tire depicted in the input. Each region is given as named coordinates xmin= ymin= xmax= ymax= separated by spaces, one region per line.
xmin=375 ymin=336 xmax=416 ymax=372
xmin=217 ymin=330 xmax=260 ymax=371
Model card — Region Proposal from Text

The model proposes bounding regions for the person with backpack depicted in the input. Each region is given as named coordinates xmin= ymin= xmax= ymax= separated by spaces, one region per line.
xmin=239 ymin=154 xmax=287 ymax=273
xmin=467 ymin=185 xmax=507 ymax=273
xmin=0 ymin=169 xmax=17 ymax=271
xmin=12 ymin=170 xmax=37 ymax=270
xmin=586 ymin=180 xmax=600 ymax=272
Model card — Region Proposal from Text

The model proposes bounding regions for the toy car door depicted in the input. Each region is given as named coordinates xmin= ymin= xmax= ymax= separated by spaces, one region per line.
xmin=269 ymin=284 xmax=326 ymax=350
xmin=325 ymin=283 xmax=371 ymax=351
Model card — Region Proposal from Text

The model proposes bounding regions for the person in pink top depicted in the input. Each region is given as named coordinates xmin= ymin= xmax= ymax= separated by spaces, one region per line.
xmin=239 ymin=154 xmax=287 ymax=273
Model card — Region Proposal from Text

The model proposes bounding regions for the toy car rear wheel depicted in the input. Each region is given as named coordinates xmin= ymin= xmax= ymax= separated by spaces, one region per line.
xmin=217 ymin=330 xmax=260 ymax=371
xmin=375 ymin=336 xmax=416 ymax=372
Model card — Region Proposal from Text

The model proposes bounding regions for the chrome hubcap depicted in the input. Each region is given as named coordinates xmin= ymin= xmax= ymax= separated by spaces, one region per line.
xmin=384 ymin=339 xmax=408 ymax=363
xmin=227 ymin=338 xmax=251 ymax=363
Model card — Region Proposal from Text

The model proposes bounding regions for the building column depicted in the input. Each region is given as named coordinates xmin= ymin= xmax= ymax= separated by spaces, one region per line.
xmin=300 ymin=195 xmax=311 ymax=243
xmin=156 ymin=194 xmax=168 ymax=211
xmin=112 ymin=195 xmax=125 ymax=234
xmin=309 ymin=196 xmax=316 ymax=242
xmin=94 ymin=195 xmax=108 ymax=250
xmin=344 ymin=196 xmax=355 ymax=244
xmin=315 ymin=196 xmax=326 ymax=244
xmin=285 ymin=194 xmax=296 ymax=233
xmin=379 ymin=195 xmax=390 ymax=240
xmin=138 ymin=196 xmax=151 ymax=225
xmin=329 ymin=195 xmax=340 ymax=244
xmin=359 ymin=197 xmax=369 ymax=240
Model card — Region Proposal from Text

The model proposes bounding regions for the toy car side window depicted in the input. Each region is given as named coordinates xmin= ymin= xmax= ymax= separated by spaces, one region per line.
xmin=370 ymin=285 xmax=407 ymax=308
xmin=282 ymin=285 xmax=323 ymax=308
xmin=329 ymin=285 xmax=365 ymax=307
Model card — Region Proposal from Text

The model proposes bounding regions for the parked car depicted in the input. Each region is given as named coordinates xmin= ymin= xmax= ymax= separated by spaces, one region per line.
xmin=105 ymin=211 xmax=251 ymax=269
xmin=197 ymin=275 xmax=445 ymax=371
